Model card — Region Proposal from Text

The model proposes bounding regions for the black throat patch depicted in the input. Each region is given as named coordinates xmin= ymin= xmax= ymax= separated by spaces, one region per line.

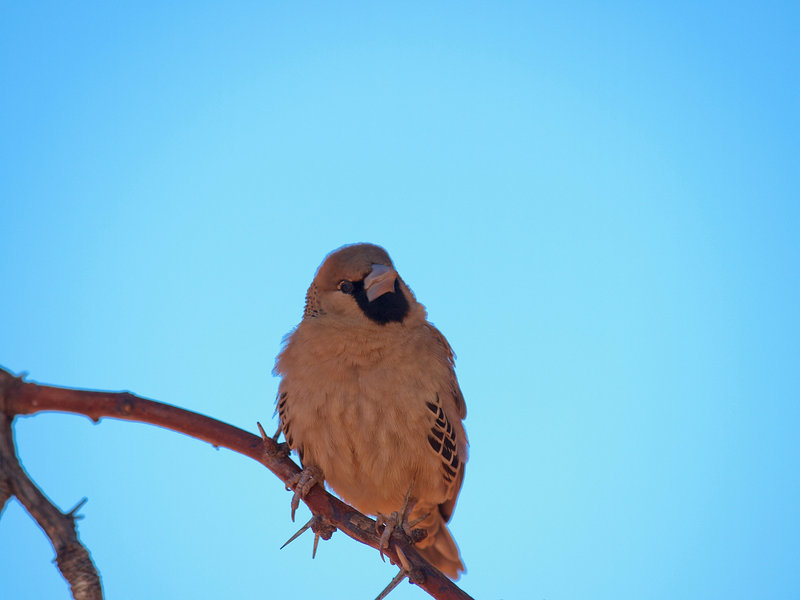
xmin=352 ymin=279 xmax=410 ymax=324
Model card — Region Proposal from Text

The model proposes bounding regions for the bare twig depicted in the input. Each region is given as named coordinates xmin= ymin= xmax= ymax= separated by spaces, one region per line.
xmin=0 ymin=411 xmax=103 ymax=600
xmin=0 ymin=367 xmax=473 ymax=600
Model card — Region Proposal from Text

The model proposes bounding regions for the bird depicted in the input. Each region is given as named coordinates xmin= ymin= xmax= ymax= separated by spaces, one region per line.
xmin=273 ymin=243 xmax=468 ymax=578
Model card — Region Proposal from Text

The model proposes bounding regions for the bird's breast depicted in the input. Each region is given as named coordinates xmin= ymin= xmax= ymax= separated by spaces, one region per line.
xmin=278 ymin=331 xmax=449 ymax=514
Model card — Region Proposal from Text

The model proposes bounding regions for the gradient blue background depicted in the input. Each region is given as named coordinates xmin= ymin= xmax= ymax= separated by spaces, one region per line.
xmin=1 ymin=2 xmax=798 ymax=599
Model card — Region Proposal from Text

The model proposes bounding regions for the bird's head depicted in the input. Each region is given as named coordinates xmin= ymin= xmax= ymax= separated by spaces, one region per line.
xmin=303 ymin=243 xmax=414 ymax=325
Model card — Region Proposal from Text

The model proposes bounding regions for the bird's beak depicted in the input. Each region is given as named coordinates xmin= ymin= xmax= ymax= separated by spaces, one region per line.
xmin=364 ymin=264 xmax=397 ymax=302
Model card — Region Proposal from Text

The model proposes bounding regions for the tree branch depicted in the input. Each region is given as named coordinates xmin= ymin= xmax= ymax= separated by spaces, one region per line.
xmin=0 ymin=367 xmax=473 ymax=600
xmin=0 ymin=457 xmax=11 ymax=515
xmin=0 ymin=410 xmax=103 ymax=599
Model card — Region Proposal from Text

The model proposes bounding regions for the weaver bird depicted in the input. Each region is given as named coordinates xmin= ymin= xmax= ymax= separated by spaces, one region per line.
xmin=274 ymin=243 xmax=468 ymax=578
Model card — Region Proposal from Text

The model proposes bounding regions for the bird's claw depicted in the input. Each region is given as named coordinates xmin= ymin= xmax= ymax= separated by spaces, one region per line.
xmin=377 ymin=510 xmax=412 ymax=561
xmin=376 ymin=483 xmax=419 ymax=561
xmin=286 ymin=465 xmax=324 ymax=521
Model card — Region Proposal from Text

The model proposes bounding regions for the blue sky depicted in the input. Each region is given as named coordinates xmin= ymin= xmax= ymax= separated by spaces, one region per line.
xmin=1 ymin=2 xmax=798 ymax=599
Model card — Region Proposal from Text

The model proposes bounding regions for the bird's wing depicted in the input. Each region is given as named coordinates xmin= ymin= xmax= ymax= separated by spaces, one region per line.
xmin=424 ymin=390 xmax=466 ymax=523
xmin=425 ymin=323 xmax=466 ymax=419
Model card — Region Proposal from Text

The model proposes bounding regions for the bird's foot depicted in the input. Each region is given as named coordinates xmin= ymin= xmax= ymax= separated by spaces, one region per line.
xmin=372 ymin=484 xmax=431 ymax=599
xmin=376 ymin=510 xmax=410 ymax=557
xmin=375 ymin=483 xmax=424 ymax=561
xmin=286 ymin=465 xmax=324 ymax=522
xmin=376 ymin=510 xmax=429 ymax=557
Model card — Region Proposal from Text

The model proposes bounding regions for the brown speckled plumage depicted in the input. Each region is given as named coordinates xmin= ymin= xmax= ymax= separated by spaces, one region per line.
xmin=274 ymin=243 xmax=468 ymax=578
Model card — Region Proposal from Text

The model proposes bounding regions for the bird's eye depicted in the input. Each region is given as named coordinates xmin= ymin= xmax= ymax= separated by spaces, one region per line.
xmin=338 ymin=280 xmax=354 ymax=294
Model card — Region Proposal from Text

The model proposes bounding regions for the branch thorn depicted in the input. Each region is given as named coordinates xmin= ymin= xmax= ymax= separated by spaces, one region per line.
xmin=66 ymin=497 xmax=88 ymax=519
xmin=281 ymin=517 xmax=313 ymax=549
xmin=374 ymin=569 xmax=407 ymax=600
xmin=312 ymin=532 xmax=320 ymax=558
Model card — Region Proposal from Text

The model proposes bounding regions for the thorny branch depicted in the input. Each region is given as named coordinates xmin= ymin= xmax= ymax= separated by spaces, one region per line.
xmin=0 ymin=382 xmax=102 ymax=599
xmin=0 ymin=367 xmax=473 ymax=600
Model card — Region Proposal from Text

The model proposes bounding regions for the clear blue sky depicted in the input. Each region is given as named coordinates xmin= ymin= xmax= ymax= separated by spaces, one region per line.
xmin=1 ymin=2 xmax=798 ymax=599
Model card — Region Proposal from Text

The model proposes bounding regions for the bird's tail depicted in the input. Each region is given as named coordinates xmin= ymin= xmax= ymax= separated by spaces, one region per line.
xmin=413 ymin=510 xmax=465 ymax=579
